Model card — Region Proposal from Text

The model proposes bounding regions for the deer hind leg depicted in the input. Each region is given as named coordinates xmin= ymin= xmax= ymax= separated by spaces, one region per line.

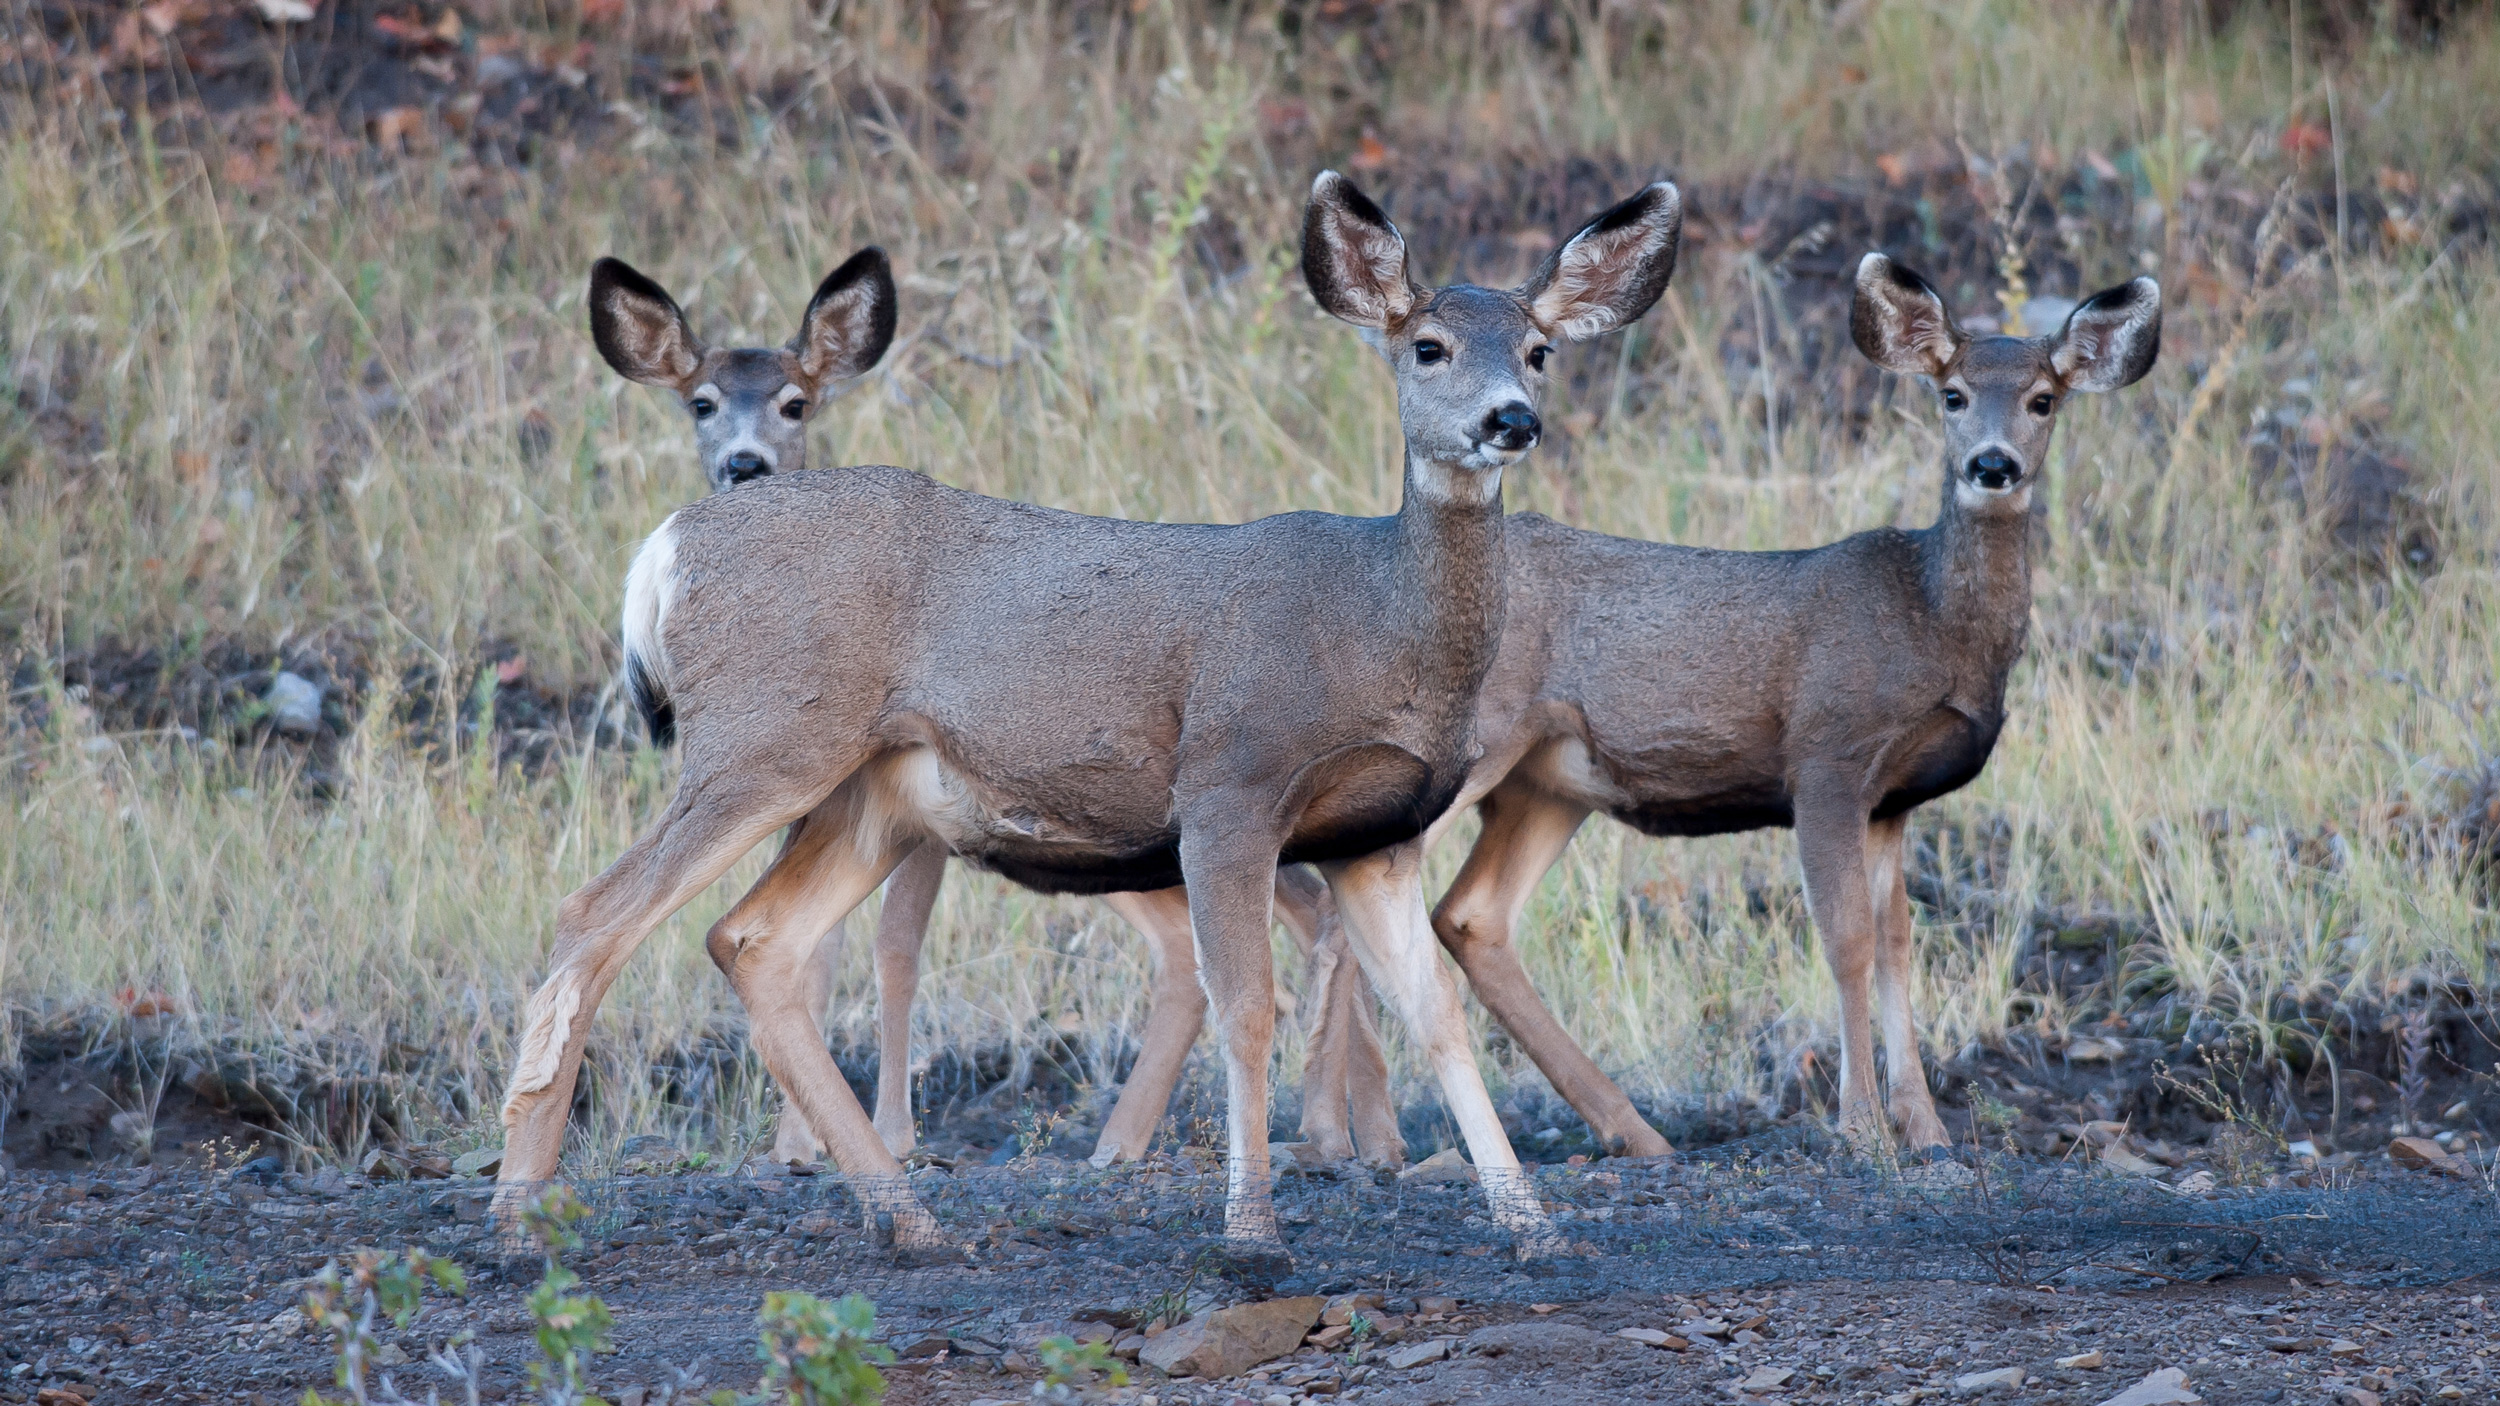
xmin=496 ymin=768 xmax=816 ymax=1217
xmin=705 ymin=791 xmax=941 ymax=1250
xmin=1091 ymin=886 xmax=1208 ymax=1167
xmin=1326 ymin=842 xmax=1562 ymax=1257
xmin=768 ymin=916 xmax=844 ymax=1166
xmin=1433 ymin=784 xmax=1670 ymax=1157
xmin=1867 ymin=813 xmax=1949 ymax=1150
xmin=1794 ymin=788 xmax=1886 ymax=1151
xmin=868 ymin=839 xmax=947 ymax=1156
xmin=1282 ymin=870 xmax=1403 ymax=1167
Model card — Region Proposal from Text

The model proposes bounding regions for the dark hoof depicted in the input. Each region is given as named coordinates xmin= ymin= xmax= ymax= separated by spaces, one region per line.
xmin=1208 ymin=1240 xmax=1294 ymax=1291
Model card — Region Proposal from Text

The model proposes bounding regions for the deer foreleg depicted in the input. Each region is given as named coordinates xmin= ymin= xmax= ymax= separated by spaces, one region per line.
xmin=1867 ymin=813 xmax=1948 ymax=1150
xmin=1796 ymin=789 xmax=1886 ymax=1151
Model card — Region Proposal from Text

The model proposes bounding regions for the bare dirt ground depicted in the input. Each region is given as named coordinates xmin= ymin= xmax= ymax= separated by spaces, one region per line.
xmin=6 ymin=1136 xmax=2493 ymax=1406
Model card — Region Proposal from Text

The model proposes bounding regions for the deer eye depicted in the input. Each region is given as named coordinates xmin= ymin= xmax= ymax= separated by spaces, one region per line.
xmin=781 ymin=399 xmax=807 ymax=422
xmin=690 ymin=397 xmax=717 ymax=419
xmin=1413 ymin=340 xmax=1446 ymax=365
xmin=2029 ymin=394 xmax=2055 ymax=416
xmin=1940 ymin=388 xmax=1967 ymax=412
xmin=1527 ymin=345 xmax=1551 ymax=372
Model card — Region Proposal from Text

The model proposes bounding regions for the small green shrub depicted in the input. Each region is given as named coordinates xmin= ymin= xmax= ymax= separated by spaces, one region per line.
xmin=746 ymin=1291 xmax=893 ymax=1406
xmin=298 ymin=1248 xmax=467 ymax=1406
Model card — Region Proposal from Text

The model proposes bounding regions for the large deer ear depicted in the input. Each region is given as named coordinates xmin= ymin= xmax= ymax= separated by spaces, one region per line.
xmin=2051 ymin=276 xmax=2161 ymax=393
xmin=1850 ymin=253 xmax=1962 ymax=378
xmin=589 ymin=258 xmax=705 ymax=389
xmin=1519 ymin=181 xmax=1682 ymax=341
xmin=791 ymin=246 xmax=898 ymax=389
xmin=1301 ymin=170 xmax=1416 ymax=329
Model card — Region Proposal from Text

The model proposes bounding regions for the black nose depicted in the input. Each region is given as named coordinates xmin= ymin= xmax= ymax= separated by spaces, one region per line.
xmin=1484 ymin=402 xmax=1541 ymax=451
xmin=722 ymin=451 xmax=770 ymax=484
xmin=1967 ymin=450 xmax=2020 ymax=490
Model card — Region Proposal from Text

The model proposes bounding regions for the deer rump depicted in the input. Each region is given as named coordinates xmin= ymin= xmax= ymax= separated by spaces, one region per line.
xmin=624 ymin=467 xmax=1485 ymax=894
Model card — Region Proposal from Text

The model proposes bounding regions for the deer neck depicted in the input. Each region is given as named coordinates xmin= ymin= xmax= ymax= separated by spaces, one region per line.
xmin=1391 ymin=450 xmax=1508 ymax=687
xmin=1922 ymin=479 xmax=2034 ymax=689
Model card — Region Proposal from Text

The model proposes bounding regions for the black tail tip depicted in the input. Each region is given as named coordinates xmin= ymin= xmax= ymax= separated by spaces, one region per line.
xmin=626 ymin=655 xmax=675 ymax=748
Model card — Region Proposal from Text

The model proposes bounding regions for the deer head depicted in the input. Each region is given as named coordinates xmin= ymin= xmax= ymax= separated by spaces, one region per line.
xmin=1302 ymin=171 xmax=1682 ymax=502
xmin=1852 ymin=252 xmax=2161 ymax=514
xmin=589 ymin=250 xmax=898 ymax=492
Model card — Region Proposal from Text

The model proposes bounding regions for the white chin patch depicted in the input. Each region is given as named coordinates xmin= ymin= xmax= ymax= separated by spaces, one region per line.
xmin=1415 ymin=459 xmax=1505 ymax=504
xmin=1954 ymin=476 xmax=2030 ymax=510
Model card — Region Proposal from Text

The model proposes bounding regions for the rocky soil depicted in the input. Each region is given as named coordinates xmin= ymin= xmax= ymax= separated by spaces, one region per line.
xmin=4 ymin=1141 xmax=2493 ymax=1406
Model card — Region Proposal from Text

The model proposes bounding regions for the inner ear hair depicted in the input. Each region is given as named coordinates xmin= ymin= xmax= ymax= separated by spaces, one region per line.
xmin=589 ymin=257 xmax=704 ymax=389
xmin=2051 ymin=276 xmax=2162 ymax=393
xmin=1301 ymin=170 xmax=1416 ymax=329
xmin=1523 ymin=180 xmax=1682 ymax=342
xmin=1850 ymin=252 xmax=1960 ymax=378
xmin=794 ymin=246 xmax=898 ymax=387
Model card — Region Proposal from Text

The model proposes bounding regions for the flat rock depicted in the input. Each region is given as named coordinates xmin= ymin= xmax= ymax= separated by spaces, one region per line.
xmin=1398 ymin=1148 xmax=1476 ymax=1185
xmin=2388 ymin=1137 xmax=2462 ymax=1173
xmin=451 ymin=1147 xmax=503 ymax=1177
xmin=1740 ymin=1366 xmax=1795 ymax=1391
xmin=2099 ymin=1144 xmax=2166 ymax=1177
xmin=1955 ymin=1367 xmax=2025 ymax=1394
xmin=1138 ymin=1296 xmax=1325 ymax=1379
xmin=2098 ymin=1367 xmax=2202 ymax=1406
xmin=1465 ymin=1321 xmax=1648 ymax=1369
xmin=1616 ymin=1327 xmax=1688 ymax=1349
xmin=1383 ymin=1338 xmax=1452 ymax=1370
xmin=2058 ymin=1350 xmax=2107 ymax=1369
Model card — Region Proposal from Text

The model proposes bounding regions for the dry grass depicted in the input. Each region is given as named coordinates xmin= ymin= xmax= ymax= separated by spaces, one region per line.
xmin=3 ymin=0 xmax=2496 ymax=1162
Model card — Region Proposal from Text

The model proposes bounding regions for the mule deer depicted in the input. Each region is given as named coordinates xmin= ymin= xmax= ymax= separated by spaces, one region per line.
xmin=495 ymin=171 xmax=1682 ymax=1256
xmin=589 ymin=252 xmax=1400 ymax=1170
xmin=1070 ymin=254 xmax=2161 ymax=1160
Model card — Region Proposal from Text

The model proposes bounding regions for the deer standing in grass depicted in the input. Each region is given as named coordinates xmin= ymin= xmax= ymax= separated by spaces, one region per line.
xmin=1038 ymin=253 xmax=2162 ymax=1160
xmin=586 ymin=252 xmax=1403 ymax=1171
xmin=498 ymin=171 xmax=1683 ymax=1257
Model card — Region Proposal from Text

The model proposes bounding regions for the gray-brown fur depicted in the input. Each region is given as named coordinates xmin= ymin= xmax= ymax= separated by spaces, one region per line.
xmin=589 ymin=249 xmax=896 ymax=493
xmin=1414 ymin=254 xmax=2163 ymax=1155
xmin=497 ymin=172 xmax=1681 ymax=1257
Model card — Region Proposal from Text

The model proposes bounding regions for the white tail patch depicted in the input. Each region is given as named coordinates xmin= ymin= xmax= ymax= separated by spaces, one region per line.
xmin=621 ymin=515 xmax=681 ymax=694
xmin=500 ymin=974 xmax=583 ymax=1123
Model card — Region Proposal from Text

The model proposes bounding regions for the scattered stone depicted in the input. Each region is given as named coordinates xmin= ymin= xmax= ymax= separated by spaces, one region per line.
xmin=1740 ymin=1366 xmax=1795 ymax=1391
xmin=2263 ymin=1336 xmax=2323 ymax=1352
xmin=1464 ymin=1321 xmax=1648 ymax=1369
xmin=1529 ymin=1302 xmax=1561 ymax=1315
xmin=265 ymin=672 xmax=324 ymax=735
xmin=1383 ymin=1338 xmax=1452 ymax=1370
xmin=2336 ymin=1390 xmax=2382 ymax=1406
xmin=617 ymin=1135 xmax=684 ymax=1173
xmin=2329 ymin=1339 xmax=2366 ymax=1359
xmin=452 ymin=1147 xmax=503 ymax=1178
xmin=2167 ymin=1170 xmax=2218 ymax=1194
xmin=1321 ymin=1293 xmax=1385 ymax=1325
xmin=1416 ymin=1296 xmax=1459 ymax=1315
xmin=1678 ymin=1318 xmax=1735 ymax=1341
xmin=1955 ymin=1367 xmax=2025 ymax=1394
xmin=2389 ymin=1137 xmax=2464 ymax=1174
xmin=1398 ymin=1148 xmax=1476 ymax=1185
xmin=1732 ymin=1328 xmax=1767 ymax=1345
xmin=1615 ymin=1327 xmax=1688 ymax=1349
xmin=2099 ymin=1143 xmax=2166 ymax=1177
xmin=2058 ymin=1350 xmax=2107 ymax=1369
xmin=1139 ymin=1297 xmax=1325 ymax=1379
xmin=2097 ymin=1367 xmax=2202 ymax=1406
xmin=1306 ymin=1324 xmax=1351 ymax=1350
